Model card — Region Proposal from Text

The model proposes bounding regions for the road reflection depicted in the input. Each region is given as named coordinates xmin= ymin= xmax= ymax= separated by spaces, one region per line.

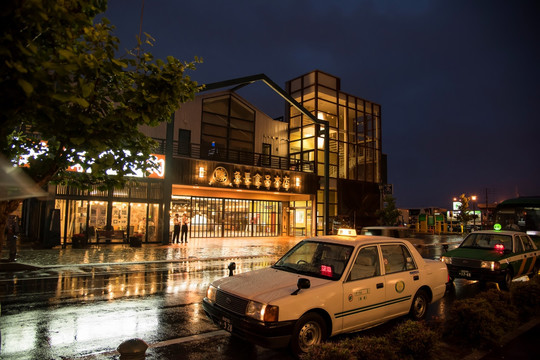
xmin=1 ymin=257 xmax=278 ymax=305
xmin=2 ymin=257 xmax=279 ymax=359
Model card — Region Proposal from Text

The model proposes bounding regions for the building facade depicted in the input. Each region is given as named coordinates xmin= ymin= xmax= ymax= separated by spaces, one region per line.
xmin=25 ymin=71 xmax=384 ymax=246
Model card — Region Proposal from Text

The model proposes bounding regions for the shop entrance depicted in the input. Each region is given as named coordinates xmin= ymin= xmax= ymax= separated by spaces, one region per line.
xmin=171 ymin=196 xmax=282 ymax=238
xmin=289 ymin=200 xmax=313 ymax=237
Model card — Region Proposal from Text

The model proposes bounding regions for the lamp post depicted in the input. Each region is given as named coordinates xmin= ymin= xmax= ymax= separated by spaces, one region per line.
xmin=471 ymin=195 xmax=477 ymax=231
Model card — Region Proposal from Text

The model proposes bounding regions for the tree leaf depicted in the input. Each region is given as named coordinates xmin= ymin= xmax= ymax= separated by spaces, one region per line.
xmin=17 ymin=79 xmax=33 ymax=96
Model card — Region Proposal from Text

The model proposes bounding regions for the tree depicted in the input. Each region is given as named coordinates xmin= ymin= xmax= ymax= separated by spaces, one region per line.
xmin=456 ymin=194 xmax=472 ymax=232
xmin=0 ymin=0 xmax=201 ymax=252
xmin=378 ymin=195 xmax=401 ymax=226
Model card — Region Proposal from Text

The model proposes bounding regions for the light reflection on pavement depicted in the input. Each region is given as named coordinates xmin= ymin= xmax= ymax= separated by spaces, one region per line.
xmin=0 ymin=234 xmax=470 ymax=359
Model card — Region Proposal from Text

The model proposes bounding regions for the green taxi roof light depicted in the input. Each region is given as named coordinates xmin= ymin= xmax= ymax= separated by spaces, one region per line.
xmin=494 ymin=223 xmax=502 ymax=231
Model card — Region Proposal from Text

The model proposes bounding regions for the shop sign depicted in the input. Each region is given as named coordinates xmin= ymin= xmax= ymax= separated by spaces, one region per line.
xmin=208 ymin=166 xmax=296 ymax=192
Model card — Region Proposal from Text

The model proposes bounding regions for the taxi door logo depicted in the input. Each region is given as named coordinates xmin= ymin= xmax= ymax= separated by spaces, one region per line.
xmin=395 ymin=280 xmax=405 ymax=293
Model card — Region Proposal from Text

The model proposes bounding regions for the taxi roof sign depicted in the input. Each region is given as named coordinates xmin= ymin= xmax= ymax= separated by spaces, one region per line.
xmin=494 ymin=223 xmax=502 ymax=231
xmin=337 ymin=228 xmax=357 ymax=236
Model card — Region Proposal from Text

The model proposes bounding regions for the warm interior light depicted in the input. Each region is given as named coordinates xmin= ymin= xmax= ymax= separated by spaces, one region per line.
xmin=317 ymin=137 xmax=324 ymax=149
xmin=198 ymin=166 xmax=205 ymax=178
xmin=295 ymin=177 xmax=301 ymax=187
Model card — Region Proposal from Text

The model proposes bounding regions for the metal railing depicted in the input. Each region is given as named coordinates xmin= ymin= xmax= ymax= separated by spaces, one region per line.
xmin=152 ymin=139 xmax=313 ymax=172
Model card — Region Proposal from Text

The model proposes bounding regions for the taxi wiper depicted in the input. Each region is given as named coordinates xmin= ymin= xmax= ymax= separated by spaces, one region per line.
xmin=272 ymin=264 xmax=299 ymax=273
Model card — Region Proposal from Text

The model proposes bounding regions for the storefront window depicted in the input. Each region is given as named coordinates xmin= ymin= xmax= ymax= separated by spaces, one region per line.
xmin=89 ymin=201 xmax=108 ymax=230
xmin=147 ymin=203 xmax=159 ymax=242
xmin=56 ymin=199 xmax=89 ymax=242
xmin=130 ymin=203 xmax=148 ymax=236
xmin=111 ymin=202 xmax=129 ymax=230
xmin=252 ymin=201 xmax=280 ymax=237
xmin=192 ymin=197 xmax=222 ymax=238
xmin=224 ymin=199 xmax=251 ymax=237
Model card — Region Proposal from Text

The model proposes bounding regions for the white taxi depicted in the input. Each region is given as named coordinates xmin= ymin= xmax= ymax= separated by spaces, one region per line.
xmin=202 ymin=230 xmax=448 ymax=355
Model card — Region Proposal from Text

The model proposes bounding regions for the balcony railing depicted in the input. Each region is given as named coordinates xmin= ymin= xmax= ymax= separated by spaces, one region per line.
xmin=152 ymin=139 xmax=313 ymax=172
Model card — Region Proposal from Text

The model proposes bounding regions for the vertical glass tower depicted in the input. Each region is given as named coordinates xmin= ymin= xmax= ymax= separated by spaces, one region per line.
xmin=286 ymin=70 xmax=382 ymax=235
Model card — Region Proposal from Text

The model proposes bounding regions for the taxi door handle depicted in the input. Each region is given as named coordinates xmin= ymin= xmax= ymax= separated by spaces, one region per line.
xmin=413 ymin=275 xmax=419 ymax=281
xmin=376 ymin=283 xmax=384 ymax=289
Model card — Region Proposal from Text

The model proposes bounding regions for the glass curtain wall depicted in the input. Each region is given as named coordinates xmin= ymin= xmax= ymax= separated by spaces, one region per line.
xmin=201 ymin=94 xmax=255 ymax=161
xmin=287 ymin=70 xmax=381 ymax=235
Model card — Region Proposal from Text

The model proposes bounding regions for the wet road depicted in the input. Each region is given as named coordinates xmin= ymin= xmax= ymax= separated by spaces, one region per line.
xmin=0 ymin=234 xmax=469 ymax=359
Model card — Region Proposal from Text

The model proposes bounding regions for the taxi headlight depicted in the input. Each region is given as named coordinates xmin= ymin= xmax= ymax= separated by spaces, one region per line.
xmin=481 ymin=261 xmax=500 ymax=271
xmin=246 ymin=300 xmax=279 ymax=322
xmin=206 ymin=285 xmax=217 ymax=303
xmin=441 ymin=256 xmax=452 ymax=265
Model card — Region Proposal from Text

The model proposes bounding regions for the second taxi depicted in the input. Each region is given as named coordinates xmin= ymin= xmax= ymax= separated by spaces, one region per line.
xmin=202 ymin=230 xmax=448 ymax=355
xmin=442 ymin=229 xmax=539 ymax=290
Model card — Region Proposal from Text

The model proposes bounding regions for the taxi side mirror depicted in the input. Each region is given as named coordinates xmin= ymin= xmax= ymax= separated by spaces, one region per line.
xmin=228 ymin=262 xmax=236 ymax=276
xmin=291 ymin=278 xmax=310 ymax=295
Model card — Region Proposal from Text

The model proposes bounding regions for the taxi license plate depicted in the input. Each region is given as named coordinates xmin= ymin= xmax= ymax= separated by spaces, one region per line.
xmin=459 ymin=269 xmax=471 ymax=278
xmin=220 ymin=316 xmax=233 ymax=332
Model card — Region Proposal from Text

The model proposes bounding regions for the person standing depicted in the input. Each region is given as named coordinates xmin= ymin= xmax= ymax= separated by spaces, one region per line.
xmin=181 ymin=213 xmax=189 ymax=243
xmin=172 ymin=213 xmax=180 ymax=244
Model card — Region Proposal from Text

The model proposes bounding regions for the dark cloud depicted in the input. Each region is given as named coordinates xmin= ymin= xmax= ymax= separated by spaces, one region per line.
xmin=105 ymin=0 xmax=540 ymax=208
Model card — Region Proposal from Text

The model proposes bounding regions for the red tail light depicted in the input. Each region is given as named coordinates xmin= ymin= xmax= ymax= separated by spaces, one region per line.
xmin=495 ymin=244 xmax=505 ymax=251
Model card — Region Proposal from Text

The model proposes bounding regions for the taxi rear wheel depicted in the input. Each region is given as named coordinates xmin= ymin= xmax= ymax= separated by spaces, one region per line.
xmin=290 ymin=312 xmax=327 ymax=355
xmin=409 ymin=289 xmax=429 ymax=320
xmin=499 ymin=269 xmax=513 ymax=290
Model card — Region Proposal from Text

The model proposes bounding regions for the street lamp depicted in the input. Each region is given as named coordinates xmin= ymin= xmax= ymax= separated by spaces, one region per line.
xmin=471 ymin=195 xmax=477 ymax=230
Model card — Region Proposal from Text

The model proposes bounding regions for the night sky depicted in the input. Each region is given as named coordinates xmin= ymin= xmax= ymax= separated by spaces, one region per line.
xmin=103 ymin=0 xmax=540 ymax=209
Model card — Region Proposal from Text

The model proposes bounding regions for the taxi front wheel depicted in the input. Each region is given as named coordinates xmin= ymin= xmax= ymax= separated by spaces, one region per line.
xmin=499 ymin=269 xmax=513 ymax=291
xmin=290 ymin=312 xmax=327 ymax=355
xmin=409 ymin=289 xmax=429 ymax=320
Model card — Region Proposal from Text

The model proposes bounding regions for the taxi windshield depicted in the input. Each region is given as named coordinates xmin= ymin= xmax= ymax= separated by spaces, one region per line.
xmin=460 ymin=233 xmax=513 ymax=251
xmin=272 ymin=241 xmax=353 ymax=280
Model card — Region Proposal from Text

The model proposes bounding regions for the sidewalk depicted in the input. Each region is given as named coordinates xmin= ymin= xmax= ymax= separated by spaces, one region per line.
xmin=0 ymin=236 xmax=301 ymax=272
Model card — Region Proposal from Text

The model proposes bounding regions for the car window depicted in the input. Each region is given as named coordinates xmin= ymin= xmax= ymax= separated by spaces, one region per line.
xmin=514 ymin=236 xmax=524 ymax=253
xmin=273 ymin=241 xmax=354 ymax=280
xmin=381 ymin=244 xmax=417 ymax=274
xmin=461 ymin=233 xmax=513 ymax=251
xmin=347 ymin=246 xmax=380 ymax=282
xmin=520 ymin=236 xmax=534 ymax=251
